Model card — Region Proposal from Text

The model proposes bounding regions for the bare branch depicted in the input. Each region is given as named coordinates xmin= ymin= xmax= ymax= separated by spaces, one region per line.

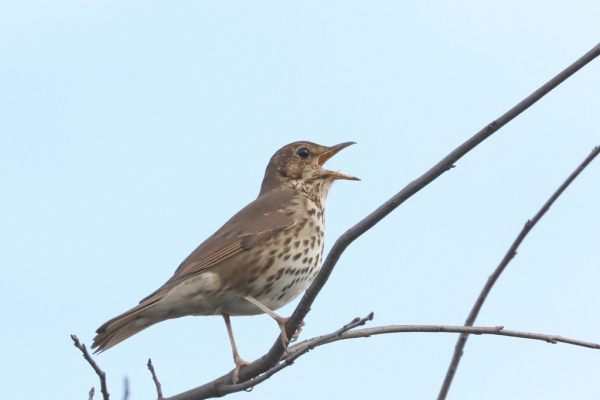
xmin=89 ymin=387 xmax=95 ymax=400
xmin=437 ymin=145 xmax=600 ymax=400
xmin=71 ymin=335 xmax=110 ymax=400
xmin=287 ymin=324 xmax=600 ymax=356
xmin=147 ymin=359 xmax=164 ymax=400
xmin=162 ymin=42 xmax=600 ymax=400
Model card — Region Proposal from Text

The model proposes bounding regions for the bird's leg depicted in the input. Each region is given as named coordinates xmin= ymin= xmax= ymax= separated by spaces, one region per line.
xmin=243 ymin=296 xmax=304 ymax=347
xmin=222 ymin=313 xmax=250 ymax=384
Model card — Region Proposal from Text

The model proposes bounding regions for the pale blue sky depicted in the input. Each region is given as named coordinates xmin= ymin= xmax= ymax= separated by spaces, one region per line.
xmin=1 ymin=2 xmax=599 ymax=399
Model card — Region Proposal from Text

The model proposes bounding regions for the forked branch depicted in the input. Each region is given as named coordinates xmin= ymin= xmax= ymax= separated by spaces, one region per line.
xmin=71 ymin=334 xmax=110 ymax=400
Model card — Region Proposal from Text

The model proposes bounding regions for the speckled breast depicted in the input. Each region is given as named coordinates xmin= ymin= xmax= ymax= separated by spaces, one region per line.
xmin=227 ymin=198 xmax=326 ymax=316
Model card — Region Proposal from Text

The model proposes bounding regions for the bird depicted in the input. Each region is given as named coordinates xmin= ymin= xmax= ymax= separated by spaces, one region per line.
xmin=92 ymin=141 xmax=358 ymax=382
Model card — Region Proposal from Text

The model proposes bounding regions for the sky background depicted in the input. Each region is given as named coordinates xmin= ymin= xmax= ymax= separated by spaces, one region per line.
xmin=1 ymin=1 xmax=599 ymax=399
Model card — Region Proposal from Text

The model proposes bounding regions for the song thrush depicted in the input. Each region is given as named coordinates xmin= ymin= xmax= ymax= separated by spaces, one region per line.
xmin=92 ymin=141 xmax=358 ymax=382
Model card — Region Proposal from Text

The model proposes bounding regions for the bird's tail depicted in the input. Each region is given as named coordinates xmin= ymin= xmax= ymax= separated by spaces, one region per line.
xmin=92 ymin=297 xmax=161 ymax=353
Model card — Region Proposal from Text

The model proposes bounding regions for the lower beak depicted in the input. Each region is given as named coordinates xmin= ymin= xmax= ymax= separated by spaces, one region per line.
xmin=325 ymin=170 xmax=360 ymax=181
xmin=318 ymin=142 xmax=360 ymax=181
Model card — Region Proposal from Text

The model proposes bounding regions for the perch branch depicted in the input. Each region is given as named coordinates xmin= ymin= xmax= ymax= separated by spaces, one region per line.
xmin=437 ymin=145 xmax=600 ymax=400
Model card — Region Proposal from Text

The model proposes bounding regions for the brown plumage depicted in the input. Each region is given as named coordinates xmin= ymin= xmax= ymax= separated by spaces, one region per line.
xmin=92 ymin=141 xmax=358 ymax=381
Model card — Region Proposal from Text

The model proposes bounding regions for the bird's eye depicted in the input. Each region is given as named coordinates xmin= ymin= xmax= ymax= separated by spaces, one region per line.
xmin=297 ymin=147 xmax=310 ymax=158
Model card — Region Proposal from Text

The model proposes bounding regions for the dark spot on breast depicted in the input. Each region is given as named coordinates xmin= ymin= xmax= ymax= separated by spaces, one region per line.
xmin=262 ymin=256 xmax=276 ymax=272
xmin=308 ymin=208 xmax=316 ymax=216
xmin=293 ymin=253 xmax=302 ymax=261
xmin=269 ymin=249 xmax=278 ymax=256
xmin=284 ymin=237 xmax=292 ymax=245
xmin=302 ymin=257 xmax=308 ymax=264
xmin=294 ymin=241 xmax=300 ymax=249
xmin=283 ymin=254 xmax=291 ymax=261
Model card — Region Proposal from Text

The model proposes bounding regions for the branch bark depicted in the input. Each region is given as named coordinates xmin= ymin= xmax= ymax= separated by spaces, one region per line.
xmin=437 ymin=145 xmax=600 ymax=400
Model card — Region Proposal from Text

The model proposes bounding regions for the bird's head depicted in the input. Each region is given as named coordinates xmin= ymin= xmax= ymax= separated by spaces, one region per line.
xmin=260 ymin=141 xmax=359 ymax=196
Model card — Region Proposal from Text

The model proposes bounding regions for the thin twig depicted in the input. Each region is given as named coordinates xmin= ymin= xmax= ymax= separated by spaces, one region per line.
xmin=148 ymin=358 xmax=164 ymax=400
xmin=71 ymin=335 xmax=110 ymax=400
xmin=286 ymin=324 xmax=600 ymax=356
xmin=163 ymin=42 xmax=600 ymax=400
xmin=214 ymin=313 xmax=374 ymax=397
xmin=89 ymin=387 xmax=95 ymax=400
xmin=437 ymin=145 xmax=600 ymax=400
xmin=122 ymin=377 xmax=129 ymax=400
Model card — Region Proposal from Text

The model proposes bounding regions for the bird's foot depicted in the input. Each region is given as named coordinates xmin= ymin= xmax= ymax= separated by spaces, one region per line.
xmin=275 ymin=317 xmax=305 ymax=350
xmin=290 ymin=319 xmax=305 ymax=342
xmin=232 ymin=354 xmax=251 ymax=384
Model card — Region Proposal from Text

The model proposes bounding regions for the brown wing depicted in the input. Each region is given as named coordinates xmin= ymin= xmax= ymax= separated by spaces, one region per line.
xmin=139 ymin=189 xmax=298 ymax=303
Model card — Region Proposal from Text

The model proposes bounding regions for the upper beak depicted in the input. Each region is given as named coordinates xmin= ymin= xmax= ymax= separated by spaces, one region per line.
xmin=317 ymin=142 xmax=360 ymax=181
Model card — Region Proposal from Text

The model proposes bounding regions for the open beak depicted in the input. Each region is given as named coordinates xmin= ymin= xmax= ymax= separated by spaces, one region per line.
xmin=317 ymin=142 xmax=360 ymax=181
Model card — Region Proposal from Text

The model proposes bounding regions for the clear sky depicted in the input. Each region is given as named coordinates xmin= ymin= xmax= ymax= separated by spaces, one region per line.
xmin=1 ymin=2 xmax=599 ymax=399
